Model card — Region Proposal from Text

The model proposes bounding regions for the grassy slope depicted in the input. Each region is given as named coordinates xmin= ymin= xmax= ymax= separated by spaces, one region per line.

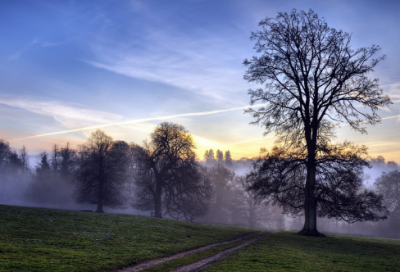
xmin=0 ymin=205 xmax=255 ymax=272
xmin=203 ymin=231 xmax=400 ymax=272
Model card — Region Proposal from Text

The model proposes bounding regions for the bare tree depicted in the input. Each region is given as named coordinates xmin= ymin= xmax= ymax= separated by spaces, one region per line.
xmin=244 ymin=9 xmax=391 ymax=236
xmin=75 ymin=130 xmax=128 ymax=213
xmin=134 ymin=122 xmax=210 ymax=220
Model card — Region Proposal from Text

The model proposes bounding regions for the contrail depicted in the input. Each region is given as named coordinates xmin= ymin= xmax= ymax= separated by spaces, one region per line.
xmin=8 ymin=103 xmax=270 ymax=141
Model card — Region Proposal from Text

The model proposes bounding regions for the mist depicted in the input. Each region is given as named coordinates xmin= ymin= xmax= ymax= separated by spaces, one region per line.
xmin=1 ymin=138 xmax=399 ymax=239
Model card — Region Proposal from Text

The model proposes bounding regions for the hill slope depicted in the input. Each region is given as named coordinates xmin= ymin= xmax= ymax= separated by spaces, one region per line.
xmin=0 ymin=205 xmax=255 ymax=271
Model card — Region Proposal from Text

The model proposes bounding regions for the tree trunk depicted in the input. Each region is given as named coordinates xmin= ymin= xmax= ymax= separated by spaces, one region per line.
xmin=249 ymin=199 xmax=255 ymax=228
xmin=96 ymin=179 xmax=104 ymax=213
xmin=96 ymin=201 xmax=104 ymax=213
xmin=96 ymin=160 xmax=104 ymax=213
xmin=154 ymin=183 xmax=162 ymax=218
xmin=298 ymin=161 xmax=324 ymax=236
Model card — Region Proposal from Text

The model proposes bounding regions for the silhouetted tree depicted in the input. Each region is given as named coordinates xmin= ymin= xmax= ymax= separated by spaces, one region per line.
xmin=19 ymin=146 xmax=29 ymax=173
xmin=247 ymin=143 xmax=388 ymax=234
xmin=25 ymin=149 xmax=75 ymax=206
xmin=59 ymin=143 xmax=78 ymax=180
xmin=204 ymin=149 xmax=216 ymax=166
xmin=0 ymin=141 xmax=32 ymax=205
xmin=134 ymin=122 xmax=210 ymax=220
xmin=0 ymin=140 xmax=30 ymax=184
xmin=244 ymin=9 xmax=391 ymax=236
xmin=216 ymin=150 xmax=224 ymax=163
xmin=224 ymin=150 xmax=233 ymax=168
xmin=36 ymin=152 xmax=51 ymax=176
xmin=75 ymin=130 xmax=128 ymax=213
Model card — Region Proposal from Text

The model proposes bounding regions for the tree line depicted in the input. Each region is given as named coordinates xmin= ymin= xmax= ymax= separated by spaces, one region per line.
xmin=0 ymin=122 xmax=284 ymax=229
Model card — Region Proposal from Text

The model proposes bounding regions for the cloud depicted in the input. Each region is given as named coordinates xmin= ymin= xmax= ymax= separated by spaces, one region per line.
xmin=8 ymin=38 xmax=68 ymax=60
xmin=0 ymin=95 xmax=125 ymax=128
xmin=83 ymin=13 xmax=251 ymax=103
xmin=7 ymin=102 xmax=270 ymax=141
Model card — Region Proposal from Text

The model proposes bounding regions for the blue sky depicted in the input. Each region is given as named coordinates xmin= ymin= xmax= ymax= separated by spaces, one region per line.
xmin=1 ymin=0 xmax=400 ymax=164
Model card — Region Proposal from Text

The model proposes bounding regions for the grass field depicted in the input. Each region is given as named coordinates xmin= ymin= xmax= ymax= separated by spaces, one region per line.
xmin=2 ymin=205 xmax=400 ymax=272
xmin=0 ymin=204 xmax=255 ymax=272
xmin=203 ymin=231 xmax=400 ymax=272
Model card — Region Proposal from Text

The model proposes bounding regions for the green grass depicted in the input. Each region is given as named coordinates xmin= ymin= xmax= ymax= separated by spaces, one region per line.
xmin=0 ymin=204 xmax=256 ymax=272
xmin=203 ymin=231 xmax=400 ymax=272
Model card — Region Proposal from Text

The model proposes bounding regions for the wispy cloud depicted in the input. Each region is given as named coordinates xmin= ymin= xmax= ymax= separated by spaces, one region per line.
xmin=83 ymin=11 xmax=251 ymax=103
xmin=8 ymin=38 xmax=68 ymax=60
xmin=7 ymin=102 xmax=270 ymax=141
xmin=0 ymin=95 xmax=125 ymax=128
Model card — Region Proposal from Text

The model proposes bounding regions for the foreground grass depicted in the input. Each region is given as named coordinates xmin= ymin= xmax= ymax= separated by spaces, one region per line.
xmin=203 ymin=231 xmax=400 ymax=272
xmin=0 ymin=205 xmax=255 ymax=272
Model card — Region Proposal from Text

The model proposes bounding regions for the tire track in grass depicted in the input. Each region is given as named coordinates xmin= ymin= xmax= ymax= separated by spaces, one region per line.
xmin=117 ymin=232 xmax=259 ymax=272
xmin=171 ymin=233 xmax=270 ymax=272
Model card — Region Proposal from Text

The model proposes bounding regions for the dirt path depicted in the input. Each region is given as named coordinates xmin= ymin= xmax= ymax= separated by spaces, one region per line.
xmin=170 ymin=233 xmax=269 ymax=272
xmin=117 ymin=232 xmax=259 ymax=272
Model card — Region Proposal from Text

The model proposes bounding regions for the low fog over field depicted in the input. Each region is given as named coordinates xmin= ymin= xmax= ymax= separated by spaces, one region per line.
xmin=1 ymin=133 xmax=399 ymax=239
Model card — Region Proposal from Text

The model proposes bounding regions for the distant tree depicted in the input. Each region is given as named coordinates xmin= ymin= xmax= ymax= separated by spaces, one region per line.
xmin=375 ymin=170 xmax=400 ymax=222
xmin=0 ymin=140 xmax=11 ymax=181
xmin=233 ymin=176 xmax=268 ymax=228
xmin=216 ymin=150 xmax=224 ymax=163
xmin=19 ymin=146 xmax=29 ymax=173
xmin=50 ymin=144 xmax=61 ymax=173
xmin=247 ymin=143 xmax=388 ymax=231
xmin=26 ymin=143 xmax=78 ymax=207
xmin=134 ymin=122 xmax=210 ymax=220
xmin=0 ymin=142 xmax=32 ymax=205
xmin=0 ymin=140 xmax=29 ymax=181
xmin=204 ymin=150 xmax=209 ymax=161
xmin=59 ymin=143 xmax=78 ymax=180
xmin=26 ymin=152 xmax=54 ymax=205
xmin=243 ymin=9 xmax=391 ymax=236
xmin=204 ymin=149 xmax=216 ymax=166
xmin=370 ymin=156 xmax=399 ymax=171
xmin=36 ymin=152 xmax=51 ymax=176
xmin=75 ymin=130 xmax=128 ymax=213
xmin=204 ymin=164 xmax=236 ymax=224
xmin=224 ymin=150 xmax=233 ymax=168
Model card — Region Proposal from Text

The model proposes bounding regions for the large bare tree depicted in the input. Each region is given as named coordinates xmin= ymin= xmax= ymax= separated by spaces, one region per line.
xmin=244 ymin=9 xmax=391 ymax=236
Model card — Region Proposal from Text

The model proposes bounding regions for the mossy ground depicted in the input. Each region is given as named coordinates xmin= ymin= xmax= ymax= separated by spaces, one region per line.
xmin=203 ymin=231 xmax=400 ymax=272
xmin=0 ymin=205 xmax=256 ymax=272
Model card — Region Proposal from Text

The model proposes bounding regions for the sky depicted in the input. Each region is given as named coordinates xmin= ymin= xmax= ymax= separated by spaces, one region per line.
xmin=1 ymin=0 xmax=400 ymax=166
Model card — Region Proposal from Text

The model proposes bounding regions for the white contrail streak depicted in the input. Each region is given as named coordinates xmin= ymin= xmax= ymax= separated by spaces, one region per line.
xmin=8 ymin=103 xmax=270 ymax=141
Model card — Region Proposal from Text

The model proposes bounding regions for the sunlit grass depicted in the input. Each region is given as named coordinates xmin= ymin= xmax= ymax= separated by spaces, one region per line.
xmin=0 ymin=205 xmax=255 ymax=272
xmin=203 ymin=231 xmax=400 ymax=272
